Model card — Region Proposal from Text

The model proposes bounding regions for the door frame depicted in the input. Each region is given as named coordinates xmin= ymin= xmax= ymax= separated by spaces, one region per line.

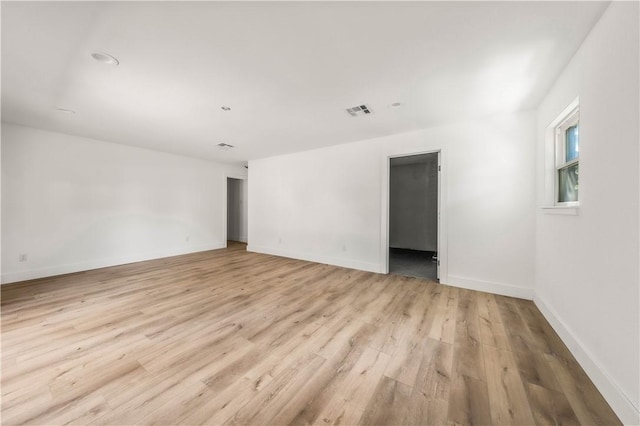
xmin=380 ymin=149 xmax=447 ymax=283
xmin=223 ymin=173 xmax=248 ymax=247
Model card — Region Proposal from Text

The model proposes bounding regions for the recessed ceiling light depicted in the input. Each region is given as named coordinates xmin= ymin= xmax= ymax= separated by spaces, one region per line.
xmin=56 ymin=108 xmax=76 ymax=114
xmin=91 ymin=52 xmax=119 ymax=66
xmin=391 ymin=102 xmax=402 ymax=108
xmin=221 ymin=106 xmax=231 ymax=111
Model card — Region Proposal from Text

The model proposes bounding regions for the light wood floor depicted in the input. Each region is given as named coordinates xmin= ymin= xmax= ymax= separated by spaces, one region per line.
xmin=2 ymin=242 xmax=620 ymax=425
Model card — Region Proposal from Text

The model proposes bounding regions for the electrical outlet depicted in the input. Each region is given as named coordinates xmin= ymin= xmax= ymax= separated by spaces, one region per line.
xmin=18 ymin=254 xmax=28 ymax=262
xmin=185 ymin=236 xmax=190 ymax=242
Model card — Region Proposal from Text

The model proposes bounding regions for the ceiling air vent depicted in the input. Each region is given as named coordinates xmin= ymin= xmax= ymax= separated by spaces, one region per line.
xmin=217 ymin=142 xmax=234 ymax=150
xmin=346 ymin=104 xmax=372 ymax=116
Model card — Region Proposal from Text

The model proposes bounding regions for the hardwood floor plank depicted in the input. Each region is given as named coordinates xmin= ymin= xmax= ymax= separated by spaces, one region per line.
xmin=447 ymin=372 xmax=492 ymax=426
xmin=201 ymin=345 xmax=266 ymax=393
xmin=283 ymin=323 xmax=380 ymax=426
xmin=25 ymin=393 xmax=110 ymax=426
xmin=416 ymin=338 xmax=453 ymax=402
xmin=359 ymin=375 xmax=412 ymax=426
xmin=311 ymin=401 xmax=364 ymax=426
xmin=224 ymin=353 xmax=326 ymax=425
xmin=99 ymin=372 xmax=212 ymax=425
xmin=383 ymin=283 xmax=435 ymax=387
xmin=526 ymin=382 xmax=580 ymax=426
xmin=512 ymin=298 xmax=575 ymax=361
xmin=428 ymin=286 xmax=457 ymax=344
xmin=476 ymin=293 xmax=510 ymax=351
xmin=310 ymin=346 xmax=390 ymax=425
xmin=483 ymin=344 xmax=536 ymax=426
xmin=544 ymin=352 xmax=621 ymax=426
xmin=453 ymin=296 xmax=485 ymax=381
xmin=404 ymin=339 xmax=452 ymax=426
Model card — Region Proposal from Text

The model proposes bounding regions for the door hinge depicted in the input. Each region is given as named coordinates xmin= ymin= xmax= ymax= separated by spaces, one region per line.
xmin=438 ymin=165 xmax=441 ymax=171
xmin=437 ymin=260 xmax=440 ymax=266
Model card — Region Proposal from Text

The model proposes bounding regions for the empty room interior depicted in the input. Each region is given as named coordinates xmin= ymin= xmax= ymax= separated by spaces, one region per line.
xmin=1 ymin=1 xmax=639 ymax=425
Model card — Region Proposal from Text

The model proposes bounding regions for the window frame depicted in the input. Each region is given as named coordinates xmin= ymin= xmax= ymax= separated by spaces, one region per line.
xmin=554 ymin=106 xmax=580 ymax=207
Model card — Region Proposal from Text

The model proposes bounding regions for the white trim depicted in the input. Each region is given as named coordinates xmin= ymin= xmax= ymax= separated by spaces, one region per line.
xmin=534 ymin=294 xmax=640 ymax=425
xmin=0 ymin=243 xmax=226 ymax=285
xmin=380 ymin=149 xmax=448 ymax=283
xmin=541 ymin=206 xmax=580 ymax=216
xmin=446 ymin=275 xmax=534 ymax=300
xmin=247 ymin=245 xmax=381 ymax=274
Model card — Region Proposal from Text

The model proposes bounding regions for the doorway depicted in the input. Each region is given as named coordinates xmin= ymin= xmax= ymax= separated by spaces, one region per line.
xmin=226 ymin=177 xmax=248 ymax=244
xmin=388 ymin=152 xmax=439 ymax=281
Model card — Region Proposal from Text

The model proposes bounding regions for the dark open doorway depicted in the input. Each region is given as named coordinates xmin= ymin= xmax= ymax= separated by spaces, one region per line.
xmin=226 ymin=177 xmax=248 ymax=244
xmin=388 ymin=152 xmax=439 ymax=281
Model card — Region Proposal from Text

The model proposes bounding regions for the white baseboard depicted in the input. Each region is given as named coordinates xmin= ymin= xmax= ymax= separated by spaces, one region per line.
xmin=246 ymin=247 xmax=533 ymax=300
xmin=534 ymin=294 xmax=640 ymax=425
xmin=247 ymin=245 xmax=381 ymax=274
xmin=1 ymin=243 xmax=226 ymax=285
xmin=446 ymin=275 xmax=534 ymax=300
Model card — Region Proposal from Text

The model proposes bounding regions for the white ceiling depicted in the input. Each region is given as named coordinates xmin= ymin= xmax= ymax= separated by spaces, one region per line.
xmin=1 ymin=1 xmax=609 ymax=164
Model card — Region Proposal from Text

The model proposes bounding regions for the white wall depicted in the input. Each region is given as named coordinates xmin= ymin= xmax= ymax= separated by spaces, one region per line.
xmin=249 ymin=110 xmax=536 ymax=299
xmin=389 ymin=159 xmax=438 ymax=252
xmin=1 ymin=123 xmax=246 ymax=284
xmin=227 ymin=177 xmax=248 ymax=243
xmin=534 ymin=2 xmax=639 ymax=424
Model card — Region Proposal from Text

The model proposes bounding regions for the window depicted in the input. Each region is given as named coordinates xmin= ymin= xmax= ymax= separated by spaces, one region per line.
xmin=554 ymin=106 xmax=579 ymax=205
